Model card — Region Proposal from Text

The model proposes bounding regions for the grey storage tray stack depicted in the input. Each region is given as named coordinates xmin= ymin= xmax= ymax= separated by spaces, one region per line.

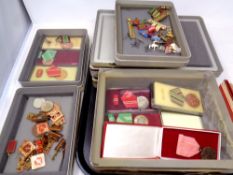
xmin=0 ymin=28 xmax=90 ymax=175
xmin=0 ymin=86 xmax=80 ymax=175
xmin=90 ymin=10 xmax=223 ymax=87
xmin=19 ymin=29 xmax=89 ymax=88
xmin=90 ymin=69 xmax=233 ymax=173
xmin=87 ymin=0 xmax=230 ymax=174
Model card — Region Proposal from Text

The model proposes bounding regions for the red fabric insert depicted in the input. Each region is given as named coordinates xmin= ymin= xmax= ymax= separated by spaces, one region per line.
xmin=161 ymin=127 xmax=220 ymax=159
xmin=106 ymin=89 xmax=151 ymax=112
xmin=105 ymin=112 xmax=162 ymax=126
xmin=36 ymin=50 xmax=80 ymax=66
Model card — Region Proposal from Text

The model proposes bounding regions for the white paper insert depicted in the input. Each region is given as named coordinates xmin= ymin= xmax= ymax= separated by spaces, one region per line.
xmin=103 ymin=124 xmax=163 ymax=158
xmin=161 ymin=112 xmax=204 ymax=129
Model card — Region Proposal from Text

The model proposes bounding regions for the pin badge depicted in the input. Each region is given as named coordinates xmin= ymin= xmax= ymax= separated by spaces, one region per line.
xmin=185 ymin=93 xmax=200 ymax=108
xmin=31 ymin=153 xmax=46 ymax=170
xmin=134 ymin=115 xmax=149 ymax=125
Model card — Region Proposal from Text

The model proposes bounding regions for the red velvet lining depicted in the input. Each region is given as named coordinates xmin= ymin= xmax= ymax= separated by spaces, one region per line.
xmin=36 ymin=50 xmax=80 ymax=66
xmin=105 ymin=112 xmax=162 ymax=126
xmin=106 ymin=89 xmax=151 ymax=111
xmin=161 ymin=127 xmax=220 ymax=159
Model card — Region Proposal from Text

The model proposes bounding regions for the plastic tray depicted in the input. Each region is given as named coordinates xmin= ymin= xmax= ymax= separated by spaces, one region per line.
xmin=115 ymin=0 xmax=191 ymax=68
xmin=19 ymin=29 xmax=89 ymax=87
xmin=90 ymin=10 xmax=223 ymax=78
xmin=0 ymin=86 xmax=80 ymax=175
xmin=90 ymin=69 xmax=233 ymax=173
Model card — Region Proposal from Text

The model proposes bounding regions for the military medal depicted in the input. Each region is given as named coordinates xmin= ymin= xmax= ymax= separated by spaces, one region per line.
xmin=134 ymin=115 xmax=149 ymax=125
xmin=200 ymin=147 xmax=217 ymax=159
xmin=185 ymin=93 xmax=200 ymax=108
xmin=137 ymin=96 xmax=149 ymax=109
xmin=169 ymin=88 xmax=184 ymax=106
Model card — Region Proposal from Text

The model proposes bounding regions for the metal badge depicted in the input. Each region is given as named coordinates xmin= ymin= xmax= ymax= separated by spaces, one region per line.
xmin=137 ymin=96 xmax=149 ymax=109
xmin=31 ymin=153 xmax=46 ymax=170
xmin=116 ymin=113 xmax=133 ymax=123
xmin=19 ymin=140 xmax=36 ymax=158
xmin=33 ymin=98 xmax=46 ymax=109
xmin=134 ymin=115 xmax=149 ymax=125
xmin=200 ymin=147 xmax=217 ymax=159
xmin=33 ymin=122 xmax=50 ymax=136
xmin=46 ymin=103 xmax=64 ymax=124
xmin=169 ymin=88 xmax=185 ymax=106
xmin=127 ymin=18 xmax=136 ymax=39
xmin=185 ymin=93 xmax=200 ymax=108
xmin=52 ymin=138 xmax=66 ymax=160
xmin=41 ymin=100 xmax=54 ymax=112
xmin=6 ymin=140 xmax=17 ymax=155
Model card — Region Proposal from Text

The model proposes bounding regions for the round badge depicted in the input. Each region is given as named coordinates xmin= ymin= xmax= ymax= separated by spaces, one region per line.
xmin=55 ymin=69 xmax=67 ymax=80
xmin=41 ymin=100 xmax=54 ymax=112
xmin=134 ymin=115 xmax=149 ymax=125
xmin=137 ymin=96 xmax=149 ymax=109
xmin=185 ymin=93 xmax=200 ymax=108
xmin=200 ymin=147 xmax=217 ymax=159
xmin=33 ymin=98 xmax=46 ymax=109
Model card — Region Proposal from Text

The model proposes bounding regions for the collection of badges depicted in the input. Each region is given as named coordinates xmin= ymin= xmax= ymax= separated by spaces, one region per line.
xmin=104 ymin=81 xmax=219 ymax=160
xmin=6 ymin=98 xmax=66 ymax=172
xmin=30 ymin=35 xmax=81 ymax=81
xmin=127 ymin=6 xmax=181 ymax=54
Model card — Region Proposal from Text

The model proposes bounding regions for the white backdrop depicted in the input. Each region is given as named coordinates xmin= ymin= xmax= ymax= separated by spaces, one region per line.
xmin=23 ymin=0 xmax=233 ymax=82
xmin=1 ymin=0 xmax=233 ymax=174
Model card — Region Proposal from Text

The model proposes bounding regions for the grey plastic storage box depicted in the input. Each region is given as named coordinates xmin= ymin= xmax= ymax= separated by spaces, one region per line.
xmin=115 ymin=0 xmax=191 ymax=68
xmin=0 ymin=86 xmax=81 ymax=175
xmin=90 ymin=69 xmax=233 ymax=173
xmin=90 ymin=10 xmax=223 ymax=85
xmin=19 ymin=29 xmax=89 ymax=88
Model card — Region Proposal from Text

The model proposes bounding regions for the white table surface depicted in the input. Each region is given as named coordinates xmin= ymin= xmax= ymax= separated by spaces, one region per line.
xmin=1 ymin=0 xmax=233 ymax=174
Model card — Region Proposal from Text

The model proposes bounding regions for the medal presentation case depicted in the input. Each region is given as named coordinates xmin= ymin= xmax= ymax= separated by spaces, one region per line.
xmin=88 ymin=69 xmax=233 ymax=173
